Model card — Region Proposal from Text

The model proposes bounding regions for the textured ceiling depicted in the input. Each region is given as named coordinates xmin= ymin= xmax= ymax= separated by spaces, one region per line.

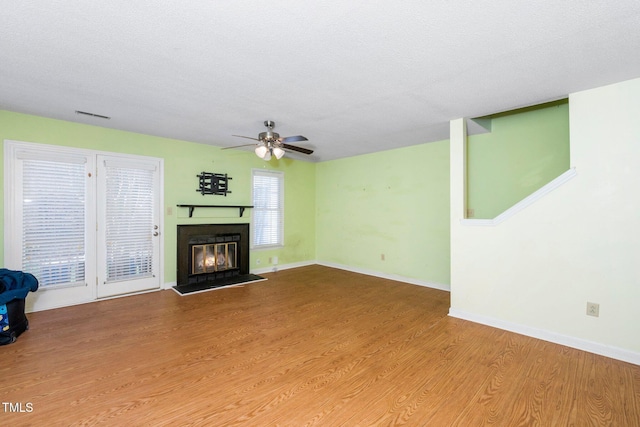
xmin=2 ymin=1 xmax=640 ymax=162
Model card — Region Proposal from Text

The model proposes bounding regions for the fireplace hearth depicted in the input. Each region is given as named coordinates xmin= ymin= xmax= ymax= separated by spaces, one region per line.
xmin=175 ymin=223 xmax=264 ymax=294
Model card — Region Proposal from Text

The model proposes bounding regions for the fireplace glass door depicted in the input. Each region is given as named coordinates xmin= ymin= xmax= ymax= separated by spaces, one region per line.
xmin=192 ymin=242 xmax=237 ymax=274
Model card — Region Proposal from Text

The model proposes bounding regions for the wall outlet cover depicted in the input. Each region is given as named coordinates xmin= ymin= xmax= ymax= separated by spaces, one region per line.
xmin=586 ymin=302 xmax=599 ymax=317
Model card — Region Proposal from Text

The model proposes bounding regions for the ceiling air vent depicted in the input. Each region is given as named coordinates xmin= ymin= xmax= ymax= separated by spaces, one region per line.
xmin=75 ymin=110 xmax=110 ymax=120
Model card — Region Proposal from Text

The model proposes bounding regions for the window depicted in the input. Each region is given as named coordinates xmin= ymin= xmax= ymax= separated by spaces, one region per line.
xmin=252 ymin=169 xmax=284 ymax=248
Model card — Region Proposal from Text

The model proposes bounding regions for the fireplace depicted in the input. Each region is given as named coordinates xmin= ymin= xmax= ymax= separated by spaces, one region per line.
xmin=176 ymin=223 xmax=260 ymax=294
xmin=191 ymin=241 xmax=237 ymax=274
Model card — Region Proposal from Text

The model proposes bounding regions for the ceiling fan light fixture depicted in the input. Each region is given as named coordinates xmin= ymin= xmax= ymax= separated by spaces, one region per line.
xmin=228 ymin=120 xmax=311 ymax=159
xmin=255 ymin=145 xmax=268 ymax=159
xmin=273 ymin=147 xmax=285 ymax=159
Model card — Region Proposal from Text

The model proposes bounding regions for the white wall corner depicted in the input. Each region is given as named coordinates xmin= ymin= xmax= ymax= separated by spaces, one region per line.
xmin=449 ymin=118 xmax=468 ymax=224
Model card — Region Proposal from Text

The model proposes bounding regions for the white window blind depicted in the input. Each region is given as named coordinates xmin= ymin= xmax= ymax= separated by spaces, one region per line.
xmin=104 ymin=163 xmax=155 ymax=282
xmin=252 ymin=170 xmax=284 ymax=247
xmin=22 ymin=159 xmax=86 ymax=287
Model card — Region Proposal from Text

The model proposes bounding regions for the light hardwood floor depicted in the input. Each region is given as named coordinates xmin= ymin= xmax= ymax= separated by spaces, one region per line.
xmin=1 ymin=265 xmax=639 ymax=426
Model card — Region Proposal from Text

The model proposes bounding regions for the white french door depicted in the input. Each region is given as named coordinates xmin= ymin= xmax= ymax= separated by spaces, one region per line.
xmin=4 ymin=141 xmax=163 ymax=311
xmin=96 ymin=156 xmax=161 ymax=298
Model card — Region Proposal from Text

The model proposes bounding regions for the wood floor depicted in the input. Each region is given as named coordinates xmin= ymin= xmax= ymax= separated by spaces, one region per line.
xmin=1 ymin=265 xmax=639 ymax=426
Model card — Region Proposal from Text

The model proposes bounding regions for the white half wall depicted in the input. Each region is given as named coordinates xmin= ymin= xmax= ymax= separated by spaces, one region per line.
xmin=449 ymin=77 xmax=640 ymax=364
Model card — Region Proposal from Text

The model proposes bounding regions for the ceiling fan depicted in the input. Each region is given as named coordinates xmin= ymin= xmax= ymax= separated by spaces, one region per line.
xmin=224 ymin=120 xmax=313 ymax=160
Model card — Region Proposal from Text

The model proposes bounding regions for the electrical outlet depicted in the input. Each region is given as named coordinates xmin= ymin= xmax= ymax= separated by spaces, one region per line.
xmin=272 ymin=256 xmax=278 ymax=264
xmin=256 ymin=259 xmax=261 ymax=265
xmin=586 ymin=302 xmax=599 ymax=317
xmin=381 ymin=253 xmax=385 ymax=261
xmin=466 ymin=208 xmax=475 ymax=218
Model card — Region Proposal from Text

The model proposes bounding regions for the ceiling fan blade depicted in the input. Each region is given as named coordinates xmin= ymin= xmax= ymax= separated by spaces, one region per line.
xmin=283 ymin=144 xmax=314 ymax=155
xmin=221 ymin=143 xmax=258 ymax=150
xmin=280 ymin=135 xmax=308 ymax=143
xmin=232 ymin=135 xmax=260 ymax=141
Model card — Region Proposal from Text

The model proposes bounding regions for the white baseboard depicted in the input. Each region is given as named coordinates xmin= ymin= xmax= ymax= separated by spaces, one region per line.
xmin=251 ymin=260 xmax=317 ymax=275
xmin=316 ymin=261 xmax=450 ymax=292
xmin=449 ymin=308 xmax=640 ymax=366
xmin=27 ymin=287 xmax=163 ymax=313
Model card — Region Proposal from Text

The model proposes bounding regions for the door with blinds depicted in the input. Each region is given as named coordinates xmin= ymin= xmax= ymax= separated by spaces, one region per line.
xmin=4 ymin=141 xmax=163 ymax=311
xmin=4 ymin=144 xmax=96 ymax=310
xmin=96 ymin=156 xmax=161 ymax=298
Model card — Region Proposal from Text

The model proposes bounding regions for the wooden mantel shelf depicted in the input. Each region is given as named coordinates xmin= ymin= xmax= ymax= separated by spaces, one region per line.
xmin=176 ymin=204 xmax=254 ymax=218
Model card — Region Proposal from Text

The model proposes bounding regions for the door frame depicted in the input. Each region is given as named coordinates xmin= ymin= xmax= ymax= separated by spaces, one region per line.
xmin=4 ymin=140 xmax=164 ymax=312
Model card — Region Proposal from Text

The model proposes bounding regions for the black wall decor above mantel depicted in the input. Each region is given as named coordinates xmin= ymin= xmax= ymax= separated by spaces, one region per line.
xmin=197 ymin=172 xmax=232 ymax=196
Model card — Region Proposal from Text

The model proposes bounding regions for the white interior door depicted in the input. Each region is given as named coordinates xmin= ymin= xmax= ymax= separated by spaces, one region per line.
xmin=96 ymin=156 xmax=162 ymax=298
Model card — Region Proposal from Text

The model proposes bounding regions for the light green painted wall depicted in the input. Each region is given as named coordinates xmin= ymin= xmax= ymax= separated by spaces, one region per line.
xmin=0 ymin=111 xmax=316 ymax=283
xmin=316 ymin=141 xmax=450 ymax=286
xmin=467 ymin=101 xmax=570 ymax=218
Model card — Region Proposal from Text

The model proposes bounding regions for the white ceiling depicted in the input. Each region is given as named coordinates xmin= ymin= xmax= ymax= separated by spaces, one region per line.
xmin=2 ymin=1 xmax=640 ymax=162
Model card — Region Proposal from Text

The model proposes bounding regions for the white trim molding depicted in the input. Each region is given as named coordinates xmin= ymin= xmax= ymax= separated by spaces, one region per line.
xmin=317 ymin=261 xmax=450 ymax=292
xmin=251 ymin=260 xmax=316 ymax=275
xmin=462 ymin=167 xmax=577 ymax=226
xmin=449 ymin=308 xmax=640 ymax=366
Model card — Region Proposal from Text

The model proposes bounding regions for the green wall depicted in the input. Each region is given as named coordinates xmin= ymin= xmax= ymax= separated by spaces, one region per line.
xmin=1 ymin=101 xmax=568 ymax=292
xmin=467 ymin=101 xmax=570 ymax=218
xmin=0 ymin=111 xmax=316 ymax=283
xmin=316 ymin=141 xmax=450 ymax=286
